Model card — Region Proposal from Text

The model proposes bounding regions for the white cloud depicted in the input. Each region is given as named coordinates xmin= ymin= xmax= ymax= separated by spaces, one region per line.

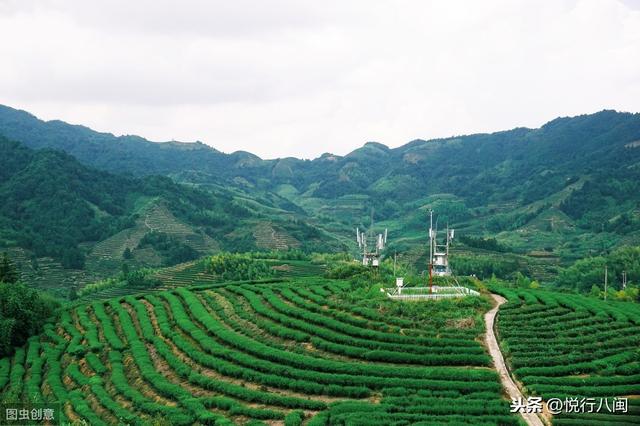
xmin=0 ymin=0 xmax=639 ymax=159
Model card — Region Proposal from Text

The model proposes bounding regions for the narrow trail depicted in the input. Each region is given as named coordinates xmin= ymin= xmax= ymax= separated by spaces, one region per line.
xmin=485 ymin=294 xmax=545 ymax=426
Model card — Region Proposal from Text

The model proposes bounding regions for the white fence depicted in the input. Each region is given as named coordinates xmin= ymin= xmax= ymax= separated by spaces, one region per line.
xmin=384 ymin=285 xmax=479 ymax=300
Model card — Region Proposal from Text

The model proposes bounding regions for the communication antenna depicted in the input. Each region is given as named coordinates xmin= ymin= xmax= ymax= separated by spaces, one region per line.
xmin=604 ymin=265 xmax=608 ymax=301
xmin=428 ymin=210 xmax=454 ymax=288
xmin=369 ymin=208 xmax=375 ymax=238
xmin=382 ymin=208 xmax=476 ymax=301
xmin=428 ymin=209 xmax=434 ymax=293
xmin=376 ymin=230 xmax=387 ymax=251
xmin=356 ymin=209 xmax=388 ymax=267
xmin=393 ymin=251 xmax=397 ymax=276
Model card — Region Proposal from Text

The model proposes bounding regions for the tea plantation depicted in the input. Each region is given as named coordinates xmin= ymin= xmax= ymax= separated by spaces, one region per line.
xmin=0 ymin=277 xmax=519 ymax=425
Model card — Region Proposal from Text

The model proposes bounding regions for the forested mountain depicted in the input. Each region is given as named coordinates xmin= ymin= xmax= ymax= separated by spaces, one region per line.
xmin=0 ymin=137 xmax=138 ymax=268
xmin=2 ymin=105 xmax=639 ymax=221
xmin=0 ymin=136 xmax=339 ymax=292
xmin=0 ymin=105 xmax=257 ymax=179
xmin=2 ymin=104 xmax=640 ymax=289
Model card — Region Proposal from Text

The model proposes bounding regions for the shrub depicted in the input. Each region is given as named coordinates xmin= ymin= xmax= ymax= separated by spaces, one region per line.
xmin=204 ymin=253 xmax=274 ymax=281
xmin=0 ymin=283 xmax=59 ymax=357
xmin=284 ymin=410 xmax=304 ymax=426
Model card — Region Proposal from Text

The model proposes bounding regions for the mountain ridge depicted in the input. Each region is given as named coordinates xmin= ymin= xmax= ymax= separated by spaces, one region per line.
xmin=3 ymin=104 xmax=637 ymax=164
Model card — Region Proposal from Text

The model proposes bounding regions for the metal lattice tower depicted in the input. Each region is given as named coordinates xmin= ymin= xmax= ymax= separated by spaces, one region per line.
xmin=356 ymin=211 xmax=387 ymax=267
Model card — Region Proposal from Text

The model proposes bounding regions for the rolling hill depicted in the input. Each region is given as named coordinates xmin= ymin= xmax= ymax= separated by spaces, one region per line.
xmin=2 ymin=105 xmax=640 ymax=289
xmin=0 ymin=269 xmax=638 ymax=425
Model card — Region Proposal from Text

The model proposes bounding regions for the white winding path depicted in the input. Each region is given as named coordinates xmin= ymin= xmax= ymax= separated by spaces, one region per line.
xmin=484 ymin=294 xmax=545 ymax=426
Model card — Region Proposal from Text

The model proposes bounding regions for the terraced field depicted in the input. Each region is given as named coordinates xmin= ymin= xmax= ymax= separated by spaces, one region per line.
xmin=492 ymin=287 xmax=640 ymax=425
xmin=85 ymin=202 xmax=220 ymax=276
xmin=0 ymin=278 xmax=519 ymax=425
xmin=5 ymin=247 xmax=98 ymax=297
xmin=78 ymin=259 xmax=328 ymax=303
xmin=252 ymin=222 xmax=301 ymax=250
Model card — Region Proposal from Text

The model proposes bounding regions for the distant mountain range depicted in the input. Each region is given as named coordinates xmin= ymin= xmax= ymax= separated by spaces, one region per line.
xmin=1 ymin=104 xmax=640 ymax=291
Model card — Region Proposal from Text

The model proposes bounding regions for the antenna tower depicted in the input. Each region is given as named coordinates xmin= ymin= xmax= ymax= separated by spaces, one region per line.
xmin=428 ymin=209 xmax=455 ymax=290
xmin=356 ymin=209 xmax=388 ymax=267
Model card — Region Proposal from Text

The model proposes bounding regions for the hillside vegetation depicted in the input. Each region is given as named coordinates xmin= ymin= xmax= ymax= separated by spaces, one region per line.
xmin=1 ymin=260 xmax=639 ymax=425
xmin=0 ymin=137 xmax=342 ymax=293
xmin=2 ymin=105 xmax=640 ymax=291
xmin=0 ymin=275 xmax=522 ymax=425
xmin=492 ymin=286 xmax=640 ymax=425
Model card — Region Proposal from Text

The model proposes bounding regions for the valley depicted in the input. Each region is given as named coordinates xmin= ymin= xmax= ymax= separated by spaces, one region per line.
xmin=0 ymin=106 xmax=639 ymax=425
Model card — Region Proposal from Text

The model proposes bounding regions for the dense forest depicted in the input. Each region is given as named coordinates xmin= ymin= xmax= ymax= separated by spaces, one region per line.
xmin=3 ymin=105 xmax=639 ymax=211
xmin=0 ymin=136 xmax=336 ymax=275
xmin=0 ymin=138 xmax=136 ymax=267
xmin=2 ymin=105 xmax=639 ymax=235
xmin=0 ymin=254 xmax=57 ymax=356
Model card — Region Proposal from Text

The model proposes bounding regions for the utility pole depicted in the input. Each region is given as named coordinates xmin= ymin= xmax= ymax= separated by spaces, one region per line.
xmin=429 ymin=210 xmax=433 ymax=294
xmin=604 ymin=265 xmax=608 ymax=301
xmin=393 ymin=251 xmax=397 ymax=276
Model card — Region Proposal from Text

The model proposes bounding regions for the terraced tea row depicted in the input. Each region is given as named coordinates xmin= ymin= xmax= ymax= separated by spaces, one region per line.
xmin=80 ymin=258 xmax=328 ymax=303
xmin=0 ymin=278 xmax=517 ymax=425
xmin=493 ymin=287 xmax=640 ymax=425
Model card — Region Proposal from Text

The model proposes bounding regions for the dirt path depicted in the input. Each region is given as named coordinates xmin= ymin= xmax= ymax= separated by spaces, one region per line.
xmin=485 ymin=294 xmax=545 ymax=426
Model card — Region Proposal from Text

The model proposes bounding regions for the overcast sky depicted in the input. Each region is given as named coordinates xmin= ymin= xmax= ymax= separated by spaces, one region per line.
xmin=1 ymin=0 xmax=639 ymax=159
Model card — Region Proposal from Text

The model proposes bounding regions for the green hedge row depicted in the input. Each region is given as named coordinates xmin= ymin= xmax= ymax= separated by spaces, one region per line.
xmin=107 ymin=350 xmax=194 ymax=425
xmin=24 ymin=339 xmax=43 ymax=403
xmin=281 ymin=287 xmax=394 ymax=331
xmin=68 ymin=389 xmax=107 ymax=426
xmin=258 ymin=287 xmax=485 ymax=356
xmin=75 ymin=306 xmax=103 ymax=352
xmin=497 ymin=288 xmax=640 ymax=409
xmin=108 ymin=300 xmax=229 ymax=425
xmin=174 ymin=289 xmax=494 ymax=381
xmin=211 ymin=290 xmax=309 ymax=342
xmin=151 ymin=295 xmax=367 ymax=401
xmin=168 ymin=290 xmax=500 ymax=394
xmin=91 ymin=302 xmax=125 ymax=350
xmin=226 ymin=287 xmax=477 ymax=364
xmin=42 ymin=343 xmax=68 ymax=409
xmin=4 ymin=347 xmax=25 ymax=402
xmin=256 ymin=286 xmax=477 ymax=348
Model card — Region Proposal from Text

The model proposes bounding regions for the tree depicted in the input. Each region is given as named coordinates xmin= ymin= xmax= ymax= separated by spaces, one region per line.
xmin=205 ymin=253 xmax=274 ymax=281
xmin=0 ymin=252 xmax=18 ymax=284
xmin=68 ymin=286 xmax=78 ymax=301
xmin=555 ymin=246 xmax=640 ymax=293
xmin=124 ymin=269 xmax=161 ymax=288
xmin=61 ymin=247 xmax=85 ymax=269
xmin=30 ymin=254 xmax=39 ymax=271
xmin=0 ymin=283 xmax=59 ymax=356
xmin=123 ymin=247 xmax=133 ymax=260
xmin=514 ymin=272 xmax=531 ymax=288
